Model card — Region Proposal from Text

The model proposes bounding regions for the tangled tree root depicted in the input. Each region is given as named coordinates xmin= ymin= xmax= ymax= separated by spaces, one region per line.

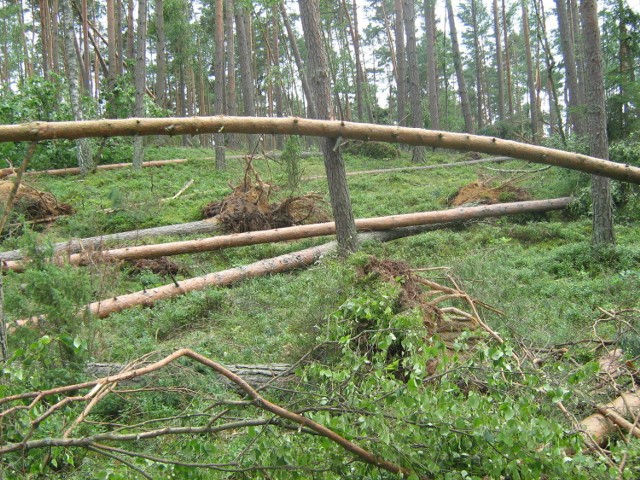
xmin=363 ymin=257 xmax=504 ymax=348
xmin=0 ymin=181 xmax=73 ymax=220
xmin=450 ymin=175 xmax=529 ymax=207
xmin=202 ymin=160 xmax=329 ymax=233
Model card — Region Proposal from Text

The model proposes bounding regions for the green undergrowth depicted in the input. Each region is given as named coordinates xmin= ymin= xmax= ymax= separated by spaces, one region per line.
xmin=2 ymin=145 xmax=640 ymax=478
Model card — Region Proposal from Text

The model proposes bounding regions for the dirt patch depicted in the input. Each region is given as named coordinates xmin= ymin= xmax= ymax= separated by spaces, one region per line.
xmin=127 ymin=257 xmax=183 ymax=276
xmin=202 ymin=161 xmax=330 ymax=233
xmin=0 ymin=181 xmax=74 ymax=219
xmin=450 ymin=176 xmax=529 ymax=207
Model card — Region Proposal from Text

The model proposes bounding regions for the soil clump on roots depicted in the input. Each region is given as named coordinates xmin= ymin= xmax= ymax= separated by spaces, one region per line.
xmin=202 ymin=161 xmax=330 ymax=233
xmin=450 ymin=175 xmax=529 ymax=207
xmin=0 ymin=181 xmax=73 ymax=220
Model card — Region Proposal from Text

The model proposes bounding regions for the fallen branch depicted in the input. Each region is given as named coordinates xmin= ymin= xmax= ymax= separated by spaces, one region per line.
xmin=0 ymin=348 xmax=424 ymax=479
xmin=303 ymin=156 xmax=513 ymax=181
xmin=0 ymin=218 xmax=221 ymax=263
xmin=0 ymin=116 xmax=638 ymax=182
xmin=0 ymin=159 xmax=190 ymax=179
xmin=12 ymin=225 xmax=447 ymax=326
xmin=580 ymin=389 xmax=640 ymax=446
xmin=4 ymin=198 xmax=572 ymax=272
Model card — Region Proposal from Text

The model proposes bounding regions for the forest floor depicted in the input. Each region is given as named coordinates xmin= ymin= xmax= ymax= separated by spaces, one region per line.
xmin=3 ymin=144 xmax=640 ymax=478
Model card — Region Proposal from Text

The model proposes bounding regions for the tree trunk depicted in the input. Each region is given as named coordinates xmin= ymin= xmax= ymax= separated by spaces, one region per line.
xmin=60 ymin=0 xmax=93 ymax=174
xmin=580 ymin=0 xmax=614 ymax=246
xmin=4 ymin=117 xmax=640 ymax=183
xmin=555 ymin=0 xmax=583 ymax=135
xmin=155 ymin=0 xmax=166 ymax=109
xmin=424 ymin=0 xmax=439 ymax=130
xmin=132 ymin=0 xmax=147 ymax=169
xmin=115 ymin=0 xmax=124 ymax=75
xmin=493 ymin=0 xmax=505 ymax=121
xmin=279 ymin=2 xmax=316 ymax=119
xmin=403 ymin=0 xmax=425 ymax=163
xmin=394 ymin=0 xmax=407 ymax=126
xmin=272 ymin=10 xmax=284 ymax=149
xmin=106 ymin=0 xmax=117 ymax=97
xmin=580 ymin=389 xmax=640 ymax=446
xmin=471 ymin=0 xmax=484 ymax=130
xmin=225 ymin=0 xmax=240 ymax=147
xmin=522 ymin=0 xmax=538 ymax=140
xmin=502 ymin=0 xmax=513 ymax=116
xmin=298 ymin=0 xmax=357 ymax=255
xmin=446 ymin=0 xmax=474 ymax=133
xmin=8 ymin=198 xmax=571 ymax=271
xmin=235 ymin=5 xmax=257 ymax=149
xmin=126 ymin=0 xmax=134 ymax=60
xmin=214 ymin=0 xmax=225 ymax=169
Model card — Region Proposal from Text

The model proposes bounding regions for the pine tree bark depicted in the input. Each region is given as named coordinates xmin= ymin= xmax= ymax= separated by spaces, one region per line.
xmin=394 ymin=0 xmax=407 ymax=126
xmin=60 ymin=0 xmax=93 ymax=174
xmin=132 ymin=0 xmax=147 ymax=169
xmin=555 ymin=0 xmax=584 ymax=135
xmin=493 ymin=0 xmax=505 ymax=121
xmin=224 ymin=0 xmax=239 ymax=147
xmin=403 ymin=0 xmax=425 ymax=162
xmin=446 ymin=0 xmax=474 ymax=133
xmin=235 ymin=5 xmax=257 ymax=148
xmin=106 ymin=0 xmax=117 ymax=112
xmin=298 ymin=0 xmax=357 ymax=255
xmin=522 ymin=0 xmax=538 ymax=140
xmin=471 ymin=0 xmax=484 ymax=129
xmin=155 ymin=0 xmax=166 ymax=109
xmin=502 ymin=0 xmax=513 ymax=116
xmin=279 ymin=2 xmax=316 ymax=119
xmin=424 ymin=0 xmax=439 ymax=129
xmin=579 ymin=0 xmax=614 ymax=245
xmin=214 ymin=0 xmax=225 ymax=169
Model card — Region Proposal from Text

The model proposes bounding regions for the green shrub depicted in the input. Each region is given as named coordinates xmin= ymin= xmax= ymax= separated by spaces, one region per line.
xmin=343 ymin=140 xmax=400 ymax=159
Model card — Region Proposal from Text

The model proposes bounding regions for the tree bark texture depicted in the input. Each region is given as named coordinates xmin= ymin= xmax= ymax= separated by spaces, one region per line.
xmin=580 ymin=388 xmax=640 ymax=446
xmin=522 ymin=0 xmax=539 ymax=140
xmin=394 ymin=0 xmax=407 ymax=126
xmin=493 ymin=0 xmax=505 ymax=121
xmin=555 ymin=0 xmax=583 ymax=135
xmin=3 ymin=117 xmax=639 ymax=182
xmin=580 ymin=0 xmax=614 ymax=245
xmin=214 ymin=0 xmax=225 ymax=169
xmin=279 ymin=2 xmax=316 ymax=119
xmin=424 ymin=0 xmax=439 ymax=130
xmin=403 ymin=0 xmax=425 ymax=163
xmin=235 ymin=6 xmax=257 ymax=148
xmin=155 ymin=0 xmax=166 ymax=109
xmin=132 ymin=0 xmax=147 ymax=169
xmin=298 ymin=0 xmax=358 ymax=254
xmin=60 ymin=0 xmax=93 ymax=174
xmin=0 ymin=219 xmax=221 ymax=263
xmin=446 ymin=0 xmax=474 ymax=133
xmin=5 ymin=198 xmax=572 ymax=272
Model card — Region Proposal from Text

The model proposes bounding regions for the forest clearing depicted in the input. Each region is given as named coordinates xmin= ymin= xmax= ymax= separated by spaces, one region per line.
xmin=1 ymin=0 xmax=640 ymax=476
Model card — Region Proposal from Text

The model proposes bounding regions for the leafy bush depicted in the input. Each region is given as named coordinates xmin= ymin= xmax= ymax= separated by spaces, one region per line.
xmin=343 ymin=140 xmax=400 ymax=159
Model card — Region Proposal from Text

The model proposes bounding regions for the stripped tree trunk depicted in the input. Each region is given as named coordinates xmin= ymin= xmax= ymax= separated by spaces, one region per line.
xmin=299 ymin=0 xmax=357 ymax=255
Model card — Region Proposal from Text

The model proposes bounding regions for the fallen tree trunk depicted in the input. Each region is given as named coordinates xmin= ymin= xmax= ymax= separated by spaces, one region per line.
xmin=0 ymin=159 xmax=189 ymax=178
xmin=0 ymin=219 xmax=220 ymax=263
xmin=0 ymin=117 xmax=638 ymax=182
xmin=304 ymin=156 xmax=513 ymax=181
xmin=12 ymin=225 xmax=446 ymax=327
xmin=4 ymin=198 xmax=571 ymax=272
xmin=580 ymin=389 xmax=640 ymax=446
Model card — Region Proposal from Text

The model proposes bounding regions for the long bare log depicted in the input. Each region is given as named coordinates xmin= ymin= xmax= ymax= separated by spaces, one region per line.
xmin=12 ymin=225 xmax=446 ymax=326
xmin=0 ymin=159 xmax=189 ymax=178
xmin=580 ymin=389 xmax=640 ymax=446
xmin=0 ymin=117 xmax=638 ymax=183
xmin=0 ymin=219 xmax=220 ymax=263
xmin=304 ymin=156 xmax=513 ymax=181
xmin=4 ymin=198 xmax=571 ymax=272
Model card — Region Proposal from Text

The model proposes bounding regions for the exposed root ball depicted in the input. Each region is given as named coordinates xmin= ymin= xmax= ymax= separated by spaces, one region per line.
xmin=450 ymin=176 xmax=529 ymax=207
xmin=202 ymin=161 xmax=329 ymax=233
xmin=0 ymin=181 xmax=74 ymax=219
